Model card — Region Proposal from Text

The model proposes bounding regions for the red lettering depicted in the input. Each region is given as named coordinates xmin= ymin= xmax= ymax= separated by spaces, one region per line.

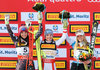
xmin=96 ymin=15 xmax=100 ymax=19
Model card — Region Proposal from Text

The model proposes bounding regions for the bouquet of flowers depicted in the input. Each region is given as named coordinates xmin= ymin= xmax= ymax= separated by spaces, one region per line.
xmin=79 ymin=52 xmax=92 ymax=61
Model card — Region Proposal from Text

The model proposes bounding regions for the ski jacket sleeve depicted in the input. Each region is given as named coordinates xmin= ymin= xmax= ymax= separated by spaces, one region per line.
xmin=55 ymin=29 xmax=67 ymax=46
xmin=66 ymin=33 xmax=76 ymax=48
xmin=6 ymin=24 xmax=18 ymax=43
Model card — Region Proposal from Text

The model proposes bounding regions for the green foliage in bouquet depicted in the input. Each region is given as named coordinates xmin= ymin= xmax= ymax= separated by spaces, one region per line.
xmin=79 ymin=52 xmax=93 ymax=61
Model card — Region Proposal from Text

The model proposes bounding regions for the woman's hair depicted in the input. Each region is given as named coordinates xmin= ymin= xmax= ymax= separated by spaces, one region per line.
xmin=19 ymin=26 xmax=28 ymax=35
xmin=74 ymin=30 xmax=89 ymax=50
xmin=75 ymin=35 xmax=88 ymax=47
xmin=18 ymin=26 xmax=28 ymax=46
xmin=18 ymin=35 xmax=22 ymax=46
xmin=44 ymin=29 xmax=53 ymax=37
xmin=18 ymin=32 xmax=29 ymax=46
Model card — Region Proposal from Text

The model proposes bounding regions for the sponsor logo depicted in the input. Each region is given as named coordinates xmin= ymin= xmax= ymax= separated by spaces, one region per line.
xmin=97 ymin=24 xmax=100 ymax=33
xmin=28 ymin=0 xmax=81 ymax=2
xmin=95 ymin=37 xmax=100 ymax=45
xmin=94 ymin=60 xmax=100 ymax=69
xmin=22 ymin=49 xmax=39 ymax=57
xmin=0 ymin=48 xmax=17 ymax=57
xmin=45 ymin=24 xmax=63 ymax=33
xmin=53 ymin=25 xmax=58 ymax=31
xmin=88 ymin=0 xmax=100 ymax=2
xmin=53 ymin=36 xmax=66 ymax=45
xmin=5 ymin=50 xmax=17 ymax=54
xmin=52 ymin=25 xmax=59 ymax=33
xmin=0 ymin=61 xmax=17 ymax=68
xmin=69 ymin=12 xmax=90 ymax=21
xmin=33 ymin=49 xmax=37 ymax=57
xmin=33 ymin=48 xmax=67 ymax=58
xmin=46 ymin=12 xmax=90 ymax=21
xmin=93 ymin=12 xmax=100 ymax=21
xmin=70 ymin=24 xmax=90 ymax=33
xmin=46 ymin=12 xmax=60 ymax=21
xmin=55 ymin=60 xmax=66 ymax=69
xmin=0 ymin=12 xmax=17 ymax=21
xmin=21 ymin=12 xmax=38 ymax=21
xmin=0 ymin=37 xmax=14 ymax=45
xmin=70 ymin=48 xmax=74 ymax=57
xmin=29 ymin=13 xmax=34 ymax=19
xmin=56 ymin=48 xmax=67 ymax=58
xmin=41 ymin=44 xmax=56 ymax=49
xmin=94 ymin=48 xmax=100 ymax=57
xmin=0 ymin=24 xmax=18 ymax=33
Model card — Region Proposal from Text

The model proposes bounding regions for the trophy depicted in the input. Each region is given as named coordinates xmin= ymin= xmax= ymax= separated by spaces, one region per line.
xmin=59 ymin=10 xmax=70 ymax=19
xmin=32 ymin=2 xmax=46 ymax=23
xmin=32 ymin=2 xmax=46 ymax=70
xmin=59 ymin=10 xmax=70 ymax=29
xmin=32 ymin=2 xmax=46 ymax=12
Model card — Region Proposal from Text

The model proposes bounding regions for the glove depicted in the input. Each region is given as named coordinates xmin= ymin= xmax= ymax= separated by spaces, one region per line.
xmin=5 ymin=15 xmax=10 ymax=25
xmin=41 ymin=50 xmax=46 ymax=58
xmin=37 ymin=12 xmax=43 ymax=23
xmin=25 ymin=19 xmax=31 ymax=28
xmin=62 ymin=19 xmax=69 ymax=29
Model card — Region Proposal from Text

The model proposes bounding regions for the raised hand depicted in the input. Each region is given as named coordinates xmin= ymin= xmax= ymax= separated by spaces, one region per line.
xmin=5 ymin=14 xmax=10 ymax=25
xmin=62 ymin=19 xmax=69 ymax=29
xmin=25 ymin=19 xmax=31 ymax=28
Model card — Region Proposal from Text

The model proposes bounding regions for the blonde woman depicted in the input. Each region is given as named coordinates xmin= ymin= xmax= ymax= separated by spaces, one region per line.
xmin=66 ymin=29 xmax=93 ymax=70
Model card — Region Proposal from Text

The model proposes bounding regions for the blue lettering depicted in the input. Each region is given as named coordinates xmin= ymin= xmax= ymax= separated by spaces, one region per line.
xmin=76 ymin=15 xmax=89 ymax=18
xmin=5 ymin=51 xmax=17 ymax=54
xmin=70 ymin=15 xmax=75 ymax=18
xmin=0 ymin=50 xmax=4 ymax=54
xmin=4 ymin=27 xmax=7 ymax=29
xmin=57 ymin=50 xmax=59 ymax=54
xmin=0 ymin=27 xmax=7 ymax=30
xmin=11 ymin=27 xmax=17 ymax=30
xmin=0 ymin=27 xmax=2 ymax=30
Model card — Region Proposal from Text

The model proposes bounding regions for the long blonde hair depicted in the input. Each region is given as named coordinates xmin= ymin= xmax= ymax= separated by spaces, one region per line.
xmin=74 ymin=30 xmax=89 ymax=50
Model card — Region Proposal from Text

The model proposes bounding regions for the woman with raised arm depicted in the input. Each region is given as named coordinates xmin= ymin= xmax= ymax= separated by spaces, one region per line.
xmin=40 ymin=16 xmax=68 ymax=70
xmin=5 ymin=13 xmax=43 ymax=70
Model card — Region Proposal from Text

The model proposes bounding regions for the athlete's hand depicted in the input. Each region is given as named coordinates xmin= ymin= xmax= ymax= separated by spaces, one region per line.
xmin=41 ymin=50 xmax=46 ymax=58
xmin=62 ymin=19 xmax=68 ymax=29
xmin=5 ymin=14 xmax=10 ymax=25
xmin=37 ymin=12 xmax=43 ymax=23
xmin=25 ymin=19 xmax=31 ymax=28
